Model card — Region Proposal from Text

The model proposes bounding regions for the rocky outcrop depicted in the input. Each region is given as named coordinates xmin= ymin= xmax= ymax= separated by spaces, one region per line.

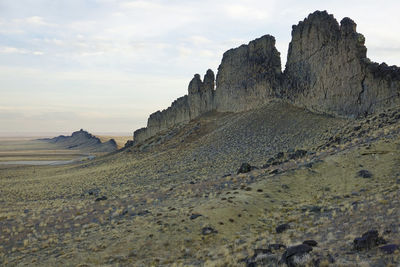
xmin=41 ymin=129 xmax=117 ymax=153
xmin=132 ymin=10 xmax=400 ymax=144
xmin=188 ymin=69 xmax=215 ymax=117
xmin=215 ymin=35 xmax=282 ymax=112
xmin=134 ymin=70 xmax=215 ymax=143
xmin=284 ymin=11 xmax=400 ymax=118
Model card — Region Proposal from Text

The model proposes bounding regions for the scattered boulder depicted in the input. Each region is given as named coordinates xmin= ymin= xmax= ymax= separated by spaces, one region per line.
xmin=137 ymin=210 xmax=150 ymax=216
xmin=288 ymin=149 xmax=307 ymax=160
xmin=379 ymin=244 xmax=399 ymax=254
xmin=301 ymin=205 xmax=322 ymax=213
xmin=281 ymin=184 xmax=290 ymax=190
xmin=202 ymin=227 xmax=218 ymax=235
xmin=87 ymin=188 xmax=100 ymax=196
xmin=269 ymin=169 xmax=279 ymax=175
xmin=276 ymin=223 xmax=290 ymax=233
xmin=353 ymin=230 xmax=386 ymax=251
xmin=280 ymin=244 xmax=313 ymax=267
xmin=95 ymin=196 xmax=107 ymax=202
xmin=357 ymin=169 xmax=373 ymax=178
xmin=237 ymin=163 xmax=256 ymax=174
xmin=190 ymin=214 xmax=202 ymax=220
xmin=303 ymin=240 xmax=318 ymax=247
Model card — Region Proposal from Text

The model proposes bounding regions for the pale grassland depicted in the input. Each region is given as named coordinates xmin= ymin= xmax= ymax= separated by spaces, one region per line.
xmin=1 ymin=104 xmax=400 ymax=266
xmin=0 ymin=139 xmax=82 ymax=162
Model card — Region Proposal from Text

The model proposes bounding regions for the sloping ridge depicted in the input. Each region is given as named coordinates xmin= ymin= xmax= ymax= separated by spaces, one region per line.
xmin=41 ymin=129 xmax=117 ymax=153
xmin=128 ymin=100 xmax=349 ymax=179
xmin=132 ymin=10 xmax=400 ymax=145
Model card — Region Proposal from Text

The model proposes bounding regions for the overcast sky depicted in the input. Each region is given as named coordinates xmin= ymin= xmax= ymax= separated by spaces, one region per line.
xmin=1 ymin=0 xmax=399 ymax=135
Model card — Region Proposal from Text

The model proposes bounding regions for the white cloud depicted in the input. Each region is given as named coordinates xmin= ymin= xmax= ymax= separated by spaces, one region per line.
xmin=225 ymin=4 xmax=270 ymax=20
xmin=119 ymin=0 xmax=162 ymax=10
xmin=188 ymin=36 xmax=213 ymax=46
xmin=24 ymin=16 xmax=47 ymax=26
xmin=0 ymin=46 xmax=28 ymax=54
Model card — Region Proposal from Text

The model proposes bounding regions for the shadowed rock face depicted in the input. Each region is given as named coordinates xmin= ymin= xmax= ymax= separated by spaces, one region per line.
xmin=215 ymin=34 xmax=282 ymax=112
xmin=188 ymin=69 xmax=215 ymax=118
xmin=133 ymin=10 xmax=400 ymax=144
xmin=284 ymin=11 xmax=400 ymax=118
xmin=134 ymin=36 xmax=281 ymax=143
xmin=42 ymin=129 xmax=117 ymax=152
xmin=134 ymin=70 xmax=215 ymax=143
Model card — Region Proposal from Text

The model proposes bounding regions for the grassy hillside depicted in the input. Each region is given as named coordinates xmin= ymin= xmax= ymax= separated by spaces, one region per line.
xmin=1 ymin=101 xmax=400 ymax=266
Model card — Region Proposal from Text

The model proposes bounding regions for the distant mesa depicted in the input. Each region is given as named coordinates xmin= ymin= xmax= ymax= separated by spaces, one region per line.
xmin=133 ymin=10 xmax=400 ymax=144
xmin=40 ymin=129 xmax=117 ymax=153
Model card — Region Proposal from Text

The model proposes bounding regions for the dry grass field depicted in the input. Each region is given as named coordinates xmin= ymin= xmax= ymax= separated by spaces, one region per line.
xmin=1 ymin=102 xmax=400 ymax=266
xmin=0 ymin=139 xmax=82 ymax=163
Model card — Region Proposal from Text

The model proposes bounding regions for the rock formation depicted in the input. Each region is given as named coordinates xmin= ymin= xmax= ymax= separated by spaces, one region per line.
xmin=41 ymin=129 xmax=118 ymax=153
xmin=284 ymin=11 xmax=400 ymax=118
xmin=215 ymin=35 xmax=282 ymax=112
xmin=134 ymin=70 xmax=215 ymax=143
xmin=133 ymin=10 xmax=400 ymax=144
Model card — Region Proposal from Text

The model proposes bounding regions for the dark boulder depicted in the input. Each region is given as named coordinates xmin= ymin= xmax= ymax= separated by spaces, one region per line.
xmin=379 ymin=244 xmax=399 ymax=254
xmin=280 ymin=244 xmax=313 ymax=267
xmin=190 ymin=214 xmax=202 ymax=220
xmin=353 ymin=230 xmax=386 ymax=251
xmin=202 ymin=227 xmax=218 ymax=235
xmin=276 ymin=223 xmax=290 ymax=233
xmin=303 ymin=240 xmax=318 ymax=247
xmin=95 ymin=196 xmax=107 ymax=202
xmin=237 ymin=163 xmax=256 ymax=174
xmin=357 ymin=169 xmax=373 ymax=178
xmin=288 ymin=149 xmax=307 ymax=160
xmin=137 ymin=210 xmax=150 ymax=216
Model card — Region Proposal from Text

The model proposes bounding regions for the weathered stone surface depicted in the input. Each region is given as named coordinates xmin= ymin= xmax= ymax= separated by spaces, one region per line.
xmin=134 ymin=70 xmax=215 ymax=143
xmin=215 ymin=34 xmax=282 ymax=112
xmin=284 ymin=10 xmax=400 ymax=118
xmin=188 ymin=69 xmax=215 ymax=118
xmin=134 ymin=95 xmax=191 ymax=143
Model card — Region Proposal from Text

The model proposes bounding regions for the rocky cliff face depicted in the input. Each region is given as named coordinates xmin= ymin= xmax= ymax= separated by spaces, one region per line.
xmin=133 ymin=10 xmax=400 ymax=144
xmin=134 ymin=70 xmax=215 ymax=143
xmin=284 ymin=11 xmax=400 ymax=118
xmin=215 ymin=35 xmax=282 ymax=112
xmin=133 ymin=36 xmax=282 ymax=143
xmin=188 ymin=69 xmax=215 ymax=118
